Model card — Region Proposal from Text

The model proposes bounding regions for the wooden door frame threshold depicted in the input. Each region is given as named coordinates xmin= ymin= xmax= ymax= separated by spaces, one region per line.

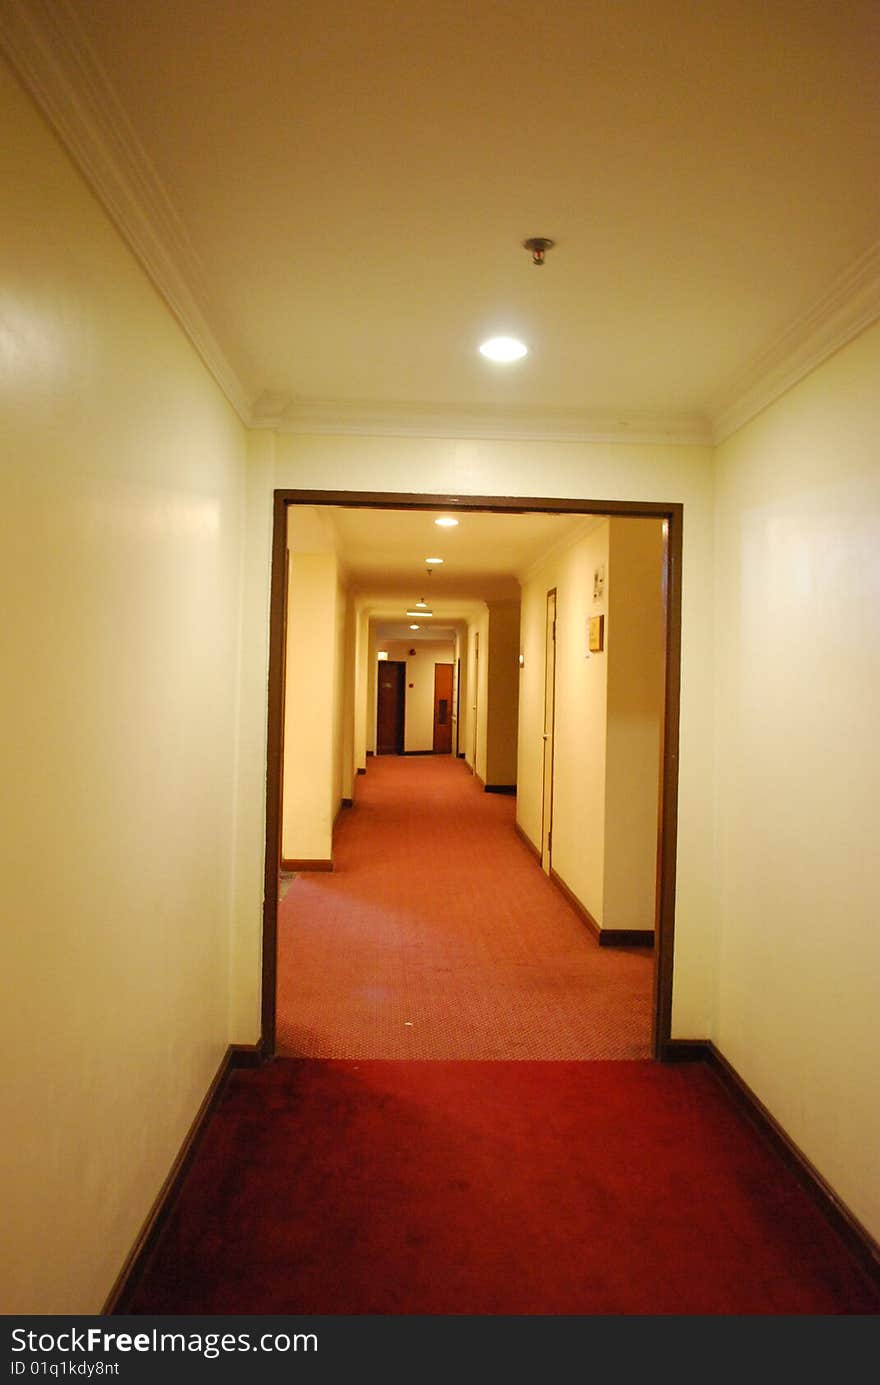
xmin=262 ymin=490 xmax=683 ymax=1060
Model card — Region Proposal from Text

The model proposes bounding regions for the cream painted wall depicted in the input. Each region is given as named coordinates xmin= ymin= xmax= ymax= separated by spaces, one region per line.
xmin=339 ymin=588 xmax=357 ymax=803
xmin=281 ymin=552 xmax=339 ymax=862
xmin=604 ymin=518 xmax=666 ymax=933
xmin=453 ymin=628 xmax=466 ymax=756
xmin=519 ymin=522 xmax=610 ymax=919
xmin=228 ymin=430 xmax=274 ymax=1044
xmin=515 ymin=582 xmax=544 ymax=849
xmin=355 ymin=604 xmax=371 ymax=768
xmin=518 ymin=519 xmax=664 ymax=932
xmin=0 ymin=59 xmax=248 ymax=1313
xmin=466 ymin=609 xmax=491 ymax=781
xmin=485 ymin=601 xmax=521 ymax=786
xmin=332 ymin=573 xmax=350 ymax=808
xmin=382 ymin=640 xmax=456 ymax=752
xmin=268 ymin=433 xmax=715 ymax=1035
xmin=713 ymin=320 xmax=880 ymax=1242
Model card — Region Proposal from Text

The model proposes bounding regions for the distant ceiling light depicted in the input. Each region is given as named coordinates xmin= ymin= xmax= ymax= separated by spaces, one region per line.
xmin=415 ymin=600 xmax=428 ymax=608
xmin=479 ymin=336 xmax=528 ymax=363
xmin=434 ymin=516 xmax=459 ymax=528
xmin=425 ymin=556 xmax=444 ymax=564
xmin=409 ymin=624 xmax=420 ymax=630
xmin=406 ymin=610 xmax=433 ymax=617
xmin=377 ymin=651 xmax=388 ymax=661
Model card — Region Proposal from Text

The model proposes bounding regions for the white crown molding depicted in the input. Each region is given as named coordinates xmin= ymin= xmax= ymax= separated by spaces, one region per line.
xmin=710 ymin=239 xmax=880 ymax=444
xmin=0 ymin=0 xmax=252 ymax=423
xmin=253 ymin=393 xmax=713 ymax=447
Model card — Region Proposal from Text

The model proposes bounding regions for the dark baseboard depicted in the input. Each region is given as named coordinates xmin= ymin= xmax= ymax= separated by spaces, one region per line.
xmin=514 ymin=821 xmax=541 ymax=863
xmin=280 ymin=857 xmax=333 ymax=872
xmin=485 ymin=783 xmax=516 ymax=795
xmin=457 ymin=752 xmax=466 ymax=759
xmin=659 ymin=1039 xmax=710 ymax=1062
xmin=661 ymin=1039 xmax=880 ymax=1285
xmin=341 ymin=797 xmax=353 ymax=808
xmin=103 ymin=1041 xmax=265 ymax=1313
xmin=599 ymin=929 xmax=654 ymax=948
xmin=357 ymin=766 xmax=367 ymax=775
xmin=366 ymin=750 xmax=374 ymax=757
xmin=402 ymin=749 xmax=436 ymax=756
xmin=548 ymin=868 xmax=653 ymax=947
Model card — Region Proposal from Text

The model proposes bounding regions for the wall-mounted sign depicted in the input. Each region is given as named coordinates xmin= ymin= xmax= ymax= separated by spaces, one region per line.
xmin=588 ymin=614 xmax=605 ymax=653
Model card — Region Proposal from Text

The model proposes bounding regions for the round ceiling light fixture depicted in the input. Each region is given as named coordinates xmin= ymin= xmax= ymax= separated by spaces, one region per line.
xmin=409 ymin=623 xmax=420 ymax=630
xmin=479 ymin=336 xmax=528 ymax=363
xmin=424 ymin=556 xmax=444 ymax=565
xmin=434 ymin=516 xmax=459 ymax=528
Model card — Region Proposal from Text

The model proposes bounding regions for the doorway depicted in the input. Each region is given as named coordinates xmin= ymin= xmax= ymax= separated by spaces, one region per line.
xmin=377 ymin=660 xmax=405 ymax=754
xmin=263 ymin=490 xmax=682 ymax=1061
xmin=432 ymin=662 xmax=453 ymax=754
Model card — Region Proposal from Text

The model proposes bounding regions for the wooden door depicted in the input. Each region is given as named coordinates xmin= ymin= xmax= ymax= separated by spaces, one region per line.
xmin=433 ymin=662 xmax=454 ymax=753
xmin=376 ymin=661 xmax=405 ymax=754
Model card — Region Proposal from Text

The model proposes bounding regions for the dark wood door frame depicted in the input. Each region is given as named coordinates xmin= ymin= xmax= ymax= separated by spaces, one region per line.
xmin=262 ymin=490 xmax=683 ymax=1060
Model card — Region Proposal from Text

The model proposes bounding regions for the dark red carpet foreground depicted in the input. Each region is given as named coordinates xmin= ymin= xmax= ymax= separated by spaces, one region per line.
xmin=277 ymin=756 xmax=652 ymax=1058
xmin=126 ymin=1059 xmax=880 ymax=1315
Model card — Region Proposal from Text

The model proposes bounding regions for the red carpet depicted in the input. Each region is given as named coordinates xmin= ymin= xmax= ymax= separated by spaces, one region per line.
xmin=277 ymin=756 xmax=652 ymax=1058
xmin=125 ymin=1059 xmax=880 ymax=1315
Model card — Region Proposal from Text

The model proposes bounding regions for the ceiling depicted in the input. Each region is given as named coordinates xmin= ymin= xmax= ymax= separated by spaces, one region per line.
xmin=288 ymin=503 xmax=598 ymax=625
xmin=3 ymin=0 xmax=878 ymax=440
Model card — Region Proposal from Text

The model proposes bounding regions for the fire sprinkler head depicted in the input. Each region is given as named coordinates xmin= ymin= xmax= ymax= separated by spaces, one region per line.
xmin=522 ymin=236 xmax=555 ymax=266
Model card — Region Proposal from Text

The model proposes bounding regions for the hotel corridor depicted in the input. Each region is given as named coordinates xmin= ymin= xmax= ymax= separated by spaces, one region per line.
xmin=276 ymin=755 xmax=653 ymax=1059
xmin=118 ymin=759 xmax=880 ymax=1315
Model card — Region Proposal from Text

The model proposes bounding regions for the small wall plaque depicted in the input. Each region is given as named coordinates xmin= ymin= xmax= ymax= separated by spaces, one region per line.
xmin=588 ymin=614 xmax=605 ymax=653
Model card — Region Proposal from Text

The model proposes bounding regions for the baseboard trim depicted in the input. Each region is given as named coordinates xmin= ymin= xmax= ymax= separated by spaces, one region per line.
xmin=599 ymin=929 xmax=654 ymax=948
xmin=103 ymin=1042 xmax=265 ymax=1313
xmin=548 ymin=868 xmax=653 ymax=947
xmin=357 ymin=766 xmax=367 ymax=775
xmin=662 ymin=1039 xmax=880 ymax=1284
xmin=341 ymin=797 xmax=353 ymax=808
xmin=280 ymin=857 xmax=333 ymax=872
xmin=484 ymin=783 xmax=516 ymax=795
xmin=514 ymin=821 xmax=541 ymax=863
xmin=402 ymin=749 xmax=435 ymax=756
xmin=457 ymin=751 xmax=466 ymax=759
xmin=659 ymin=1039 xmax=710 ymax=1062
xmin=549 ymin=867 xmax=601 ymax=941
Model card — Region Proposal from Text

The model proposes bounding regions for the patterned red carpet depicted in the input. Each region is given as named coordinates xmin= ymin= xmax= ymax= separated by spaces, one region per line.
xmin=125 ymin=1059 xmax=880 ymax=1314
xmin=276 ymin=756 xmax=653 ymax=1058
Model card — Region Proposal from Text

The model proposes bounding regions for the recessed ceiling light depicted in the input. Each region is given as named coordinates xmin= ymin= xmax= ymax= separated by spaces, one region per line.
xmin=479 ymin=336 xmax=528 ymax=363
xmin=434 ymin=516 xmax=459 ymax=528
xmin=425 ymin=557 xmax=444 ymax=565
xmin=409 ymin=623 xmax=420 ymax=630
